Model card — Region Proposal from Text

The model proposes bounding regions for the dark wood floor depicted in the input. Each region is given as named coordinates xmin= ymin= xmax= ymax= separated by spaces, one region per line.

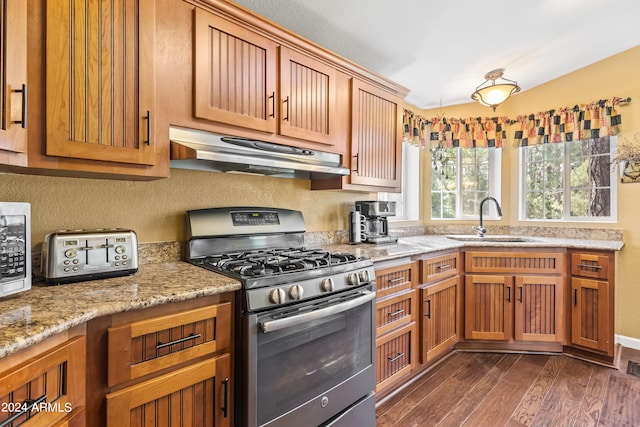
xmin=376 ymin=346 xmax=640 ymax=427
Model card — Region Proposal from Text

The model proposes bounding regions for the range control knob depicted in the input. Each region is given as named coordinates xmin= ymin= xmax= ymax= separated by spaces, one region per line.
xmin=320 ymin=278 xmax=334 ymax=292
xmin=289 ymin=284 xmax=304 ymax=300
xmin=269 ymin=288 xmax=286 ymax=305
xmin=358 ymin=270 xmax=370 ymax=283
xmin=347 ymin=273 xmax=360 ymax=286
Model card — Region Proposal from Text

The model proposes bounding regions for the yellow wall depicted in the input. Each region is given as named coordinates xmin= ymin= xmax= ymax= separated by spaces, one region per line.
xmin=419 ymin=46 xmax=640 ymax=341
xmin=0 ymin=169 xmax=371 ymax=244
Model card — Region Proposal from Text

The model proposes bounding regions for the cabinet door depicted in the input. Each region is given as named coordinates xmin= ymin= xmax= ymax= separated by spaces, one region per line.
xmin=46 ymin=0 xmax=156 ymax=165
xmin=514 ymin=276 xmax=563 ymax=343
xmin=107 ymin=353 xmax=232 ymax=427
xmin=349 ymin=78 xmax=402 ymax=189
xmin=464 ymin=275 xmax=513 ymax=341
xmin=375 ymin=321 xmax=417 ymax=397
xmin=279 ymin=46 xmax=336 ymax=145
xmin=194 ymin=8 xmax=277 ymax=133
xmin=0 ymin=0 xmax=27 ymax=159
xmin=0 ymin=336 xmax=85 ymax=427
xmin=420 ymin=276 xmax=459 ymax=363
xmin=376 ymin=288 xmax=417 ymax=337
xmin=571 ymin=277 xmax=611 ymax=354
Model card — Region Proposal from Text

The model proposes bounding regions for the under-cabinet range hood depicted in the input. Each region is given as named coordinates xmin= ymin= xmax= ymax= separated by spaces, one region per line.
xmin=169 ymin=126 xmax=349 ymax=179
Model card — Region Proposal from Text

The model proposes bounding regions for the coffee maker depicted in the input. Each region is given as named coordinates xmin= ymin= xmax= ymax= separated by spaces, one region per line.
xmin=351 ymin=201 xmax=398 ymax=244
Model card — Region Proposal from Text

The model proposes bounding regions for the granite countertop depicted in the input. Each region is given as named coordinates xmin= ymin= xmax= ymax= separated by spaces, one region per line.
xmin=325 ymin=234 xmax=625 ymax=263
xmin=0 ymin=262 xmax=241 ymax=359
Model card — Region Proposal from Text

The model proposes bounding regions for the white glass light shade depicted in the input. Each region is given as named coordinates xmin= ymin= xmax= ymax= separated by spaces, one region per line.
xmin=471 ymin=69 xmax=520 ymax=111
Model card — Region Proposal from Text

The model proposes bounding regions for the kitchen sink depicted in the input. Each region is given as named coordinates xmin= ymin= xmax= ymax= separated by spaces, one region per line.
xmin=446 ymin=235 xmax=536 ymax=242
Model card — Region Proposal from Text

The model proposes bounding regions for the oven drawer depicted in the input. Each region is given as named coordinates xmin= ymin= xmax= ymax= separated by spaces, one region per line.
xmin=107 ymin=302 xmax=231 ymax=386
xmin=375 ymin=321 xmax=417 ymax=394
xmin=375 ymin=261 xmax=418 ymax=299
xmin=376 ymin=288 xmax=417 ymax=337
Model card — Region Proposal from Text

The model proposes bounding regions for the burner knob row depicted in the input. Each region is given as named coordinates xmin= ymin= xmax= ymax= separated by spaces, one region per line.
xmin=347 ymin=270 xmax=370 ymax=286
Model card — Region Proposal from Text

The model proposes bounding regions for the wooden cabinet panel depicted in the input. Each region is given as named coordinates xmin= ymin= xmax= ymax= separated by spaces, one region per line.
xmin=571 ymin=253 xmax=609 ymax=280
xmin=349 ymin=78 xmax=402 ymax=189
xmin=420 ymin=251 xmax=460 ymax=283
xmin=279 ymin=46 xmax=336 ymax=145
xmin=45 ymin=0 xmax=156 ymax=166
xmin=194 ymin=8 xmax=277 ymax=133
xmin=465 ymin=251 xmax=564 ymax=274
xmin=108 ymin=302 xmax=231 ymax=386
xmin=420 ymin=276 xmax=459 ymax=363
xmin=0 ymin=336 xmax=85 ymax=427
xmin=514 ymin=276 xmax=563 ymax=342
xmin=106 ymin=353 xmax=231 ymax=427
xmin=375 ymin=322 xmax=417 ymax=395
xmin=465 ymin=274 xmax=513 ymax=341
xmin=376 ymin=288 xmax=417 ymax=337
xmin=571 ymin=277 xmax=611 ymax=353
xmin=0 ymin=0 xmax=28 ymax=164
xmin=374 ymin=261 xmax=417 ymax=299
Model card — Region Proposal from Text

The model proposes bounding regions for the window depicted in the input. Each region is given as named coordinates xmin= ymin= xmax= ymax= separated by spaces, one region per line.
xmin=431 ymin=147 xmax=502 ymax=219
xmin=378 ymin=140 xmax=420 ymax=221
xmin=519 ymin=136 xmax=617 ymax=221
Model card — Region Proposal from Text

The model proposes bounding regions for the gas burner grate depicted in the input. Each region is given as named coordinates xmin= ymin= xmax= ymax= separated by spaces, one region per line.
xmin=627 ymin=360 xmax=640 ymax=377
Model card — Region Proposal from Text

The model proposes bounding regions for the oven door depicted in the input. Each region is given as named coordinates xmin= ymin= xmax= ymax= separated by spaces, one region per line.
xmin=243 ymin=286 xmax=376 ymax=427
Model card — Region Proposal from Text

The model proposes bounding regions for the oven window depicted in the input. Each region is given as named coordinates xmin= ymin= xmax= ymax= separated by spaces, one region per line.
xmin=255 ymin=295 xmax=373 ymax=425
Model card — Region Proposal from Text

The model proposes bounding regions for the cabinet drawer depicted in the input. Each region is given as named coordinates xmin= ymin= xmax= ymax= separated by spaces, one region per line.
xmin=375 ymin=322 xmax=417 ymax=392
xmin=420 ymin=251 xmax=460 ymax=283
xmin=375 ymin=261 xmax=417 ymax=299
xmin=108 ymin=302 xmax=231 ymax=386
xmin=376 ymin=289 xmax=417 ymax=337
xmin=465 ymin=251 xmax=564 ymax=274
xmin=571 ymin=253 xmax=609 ymax=280
xmin=0 ymin=336 xmax=85 ymax=427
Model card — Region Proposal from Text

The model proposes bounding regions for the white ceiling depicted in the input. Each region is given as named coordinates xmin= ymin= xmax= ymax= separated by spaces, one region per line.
xmin=232 ymin=0 xmax=640 ymax=109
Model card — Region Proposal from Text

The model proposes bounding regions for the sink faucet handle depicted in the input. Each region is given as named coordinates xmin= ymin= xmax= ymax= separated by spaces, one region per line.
xmin=472 ymin=225 xmax=486 ymax=236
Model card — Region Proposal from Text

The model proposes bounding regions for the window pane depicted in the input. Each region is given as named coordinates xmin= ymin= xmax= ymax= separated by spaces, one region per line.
xmin=431 ymin=193 xmax=442 ymax=219
xmin=544 ymin=191 xmax=563 ymax=219
xmin=526 ymin=191 xmax=544 ymax=219
xmin=442 ymin=193 xmax=456 ymax=218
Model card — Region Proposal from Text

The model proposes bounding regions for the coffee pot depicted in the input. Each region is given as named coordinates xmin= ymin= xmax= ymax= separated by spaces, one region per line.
xmin=349 ymin=201 xmax=398 ymax=244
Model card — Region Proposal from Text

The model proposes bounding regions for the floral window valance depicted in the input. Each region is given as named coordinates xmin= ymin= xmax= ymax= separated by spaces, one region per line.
xmin=403 ymin=96 xmax=630 ymax=149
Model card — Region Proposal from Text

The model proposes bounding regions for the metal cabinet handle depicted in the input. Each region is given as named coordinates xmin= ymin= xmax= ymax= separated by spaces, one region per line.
xmin=574 ymin=288 xmax=578 ymax=305
xmin=426 ymin=299 xmax=431 ymax=319
xmin=11 ymin=84 xmax=27 ymax=129
xmin=387 ymin=352 xmax=405 ymax=363
xmin=145 ymin=110 xmax=151 ymax=145
xmin=0 ymin=395 xmax=47 ymax=427
xmin=156 ymin=332 xmax=201 ymax=350
xmin=389 ymin=277 xmax=404 ymax=283
xmin=437 ymin=264 xmax=450 ymax=270
xmin=518 ymin=286 xmax=523 ymax=303
xmin=221 ymin=378 xmax=229 ymax=418
xmin=269 ymin=92 xmax=275 ymax=118
xmin=506 ymin=286 xmax=511 ymax=303
xmin=576 ymin=263 xmax=602 ymax=270
xmin=388 ymin=309 xmax=405 ymax=318
xmin=352 ymin=153 xmax=359 ymax=173
xmin=282 ymin=96 xmax=289 ymax=121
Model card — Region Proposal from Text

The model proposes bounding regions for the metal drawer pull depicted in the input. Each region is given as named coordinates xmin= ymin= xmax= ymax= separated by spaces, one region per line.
xmin=0 ymin=395 xmax=47 ymax=427
xmin=387 ymin=352 xmax=405 ymax=363
xmin=576 ymin=263 xmax=602 ymax=269
xmin=426 ymin=299 xmax=431 ymax=319
xmin=12 ymin=84 xmax=27 ymax=128
xmin=388 ymin=309 xmax=405 ymax=318
xmin=221 ymin=378 xmax=229 ymax=418
xmin=437 ymin=264 xmax=450 ymax=270
xmin=156 ymin=332 xmax=202 ymax=350
xmin=145 ymin=110 xmax=152 ymax=145
xmin=389 ymin=277 xmax=404 ymax=283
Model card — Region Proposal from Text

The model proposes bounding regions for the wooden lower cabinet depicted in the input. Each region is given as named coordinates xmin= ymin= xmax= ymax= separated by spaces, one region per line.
xmin=464 ymin=274 xmax=563 ymax=343
xmin=106 ymin=353 xmax=231 ymax=427
xmin=375 ymin=321 xmax=417 ymax=395
xmin=570 ymin=277 xmax=612 ymax=354
xmin=420 ymin=276 xmax=459 ymax=363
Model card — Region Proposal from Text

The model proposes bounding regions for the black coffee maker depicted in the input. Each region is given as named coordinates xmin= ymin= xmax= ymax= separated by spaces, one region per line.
xmin=353 ymin=201 xmax=398 ymax=244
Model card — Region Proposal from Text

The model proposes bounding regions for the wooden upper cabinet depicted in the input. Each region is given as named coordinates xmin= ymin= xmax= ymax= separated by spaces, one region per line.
xmin=349 ymin=78 xmax=402 ymax=189
xmin=0 ymin=0 xmax=28 ymax=164
xmin=45 ymin=0 xmax=156 ymax=166
xmin=279 ymin=46 xmax=336 ymax=145
xmin=194 ymin=8 xmax=277 ymax=134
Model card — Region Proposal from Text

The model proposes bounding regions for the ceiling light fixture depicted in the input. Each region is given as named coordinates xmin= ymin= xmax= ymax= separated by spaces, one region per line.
xmin=471 ymin=69 xmax=520 ymax=111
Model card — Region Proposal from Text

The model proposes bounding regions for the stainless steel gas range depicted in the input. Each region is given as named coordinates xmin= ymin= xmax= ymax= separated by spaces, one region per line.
xmin=186 ymin=207 xmax=376 ymax=427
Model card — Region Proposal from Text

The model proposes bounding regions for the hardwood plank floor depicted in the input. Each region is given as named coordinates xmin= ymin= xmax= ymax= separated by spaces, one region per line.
xmin=376 ymin=346 xmax=640 ymax=427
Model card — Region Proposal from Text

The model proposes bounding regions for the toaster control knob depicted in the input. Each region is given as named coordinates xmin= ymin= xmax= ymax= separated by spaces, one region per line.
xmin=347 ymin=273 xmax=360 ymax=286
xmin=269 ymin=288 xmax=286 ymax=305
xmin=64 ymin=249 xmax=77 ymax=259
xmin=358 ymin=270 xmax=370 ymax=283
xmin=289 ymin=284 xmax=304 ymax=300
xmin=320 ymin=278 xmax=334 ymax=293
xmin=115 ymin=245 xmax=126 ymax=254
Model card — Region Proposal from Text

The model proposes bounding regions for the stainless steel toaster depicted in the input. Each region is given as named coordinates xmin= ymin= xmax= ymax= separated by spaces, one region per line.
xmin=41 ymin=229 xmax=138 ymax=284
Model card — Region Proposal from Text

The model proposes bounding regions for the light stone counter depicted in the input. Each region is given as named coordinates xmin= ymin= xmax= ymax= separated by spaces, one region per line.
xmin=0 ymin=262 xmax=241 ymax=359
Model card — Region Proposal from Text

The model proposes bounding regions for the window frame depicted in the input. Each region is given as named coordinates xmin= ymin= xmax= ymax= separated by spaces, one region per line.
xmin=518 ymin=137 xmax=618 ymax=222
xmin=378 ymin=140 xmax=421 ymax=222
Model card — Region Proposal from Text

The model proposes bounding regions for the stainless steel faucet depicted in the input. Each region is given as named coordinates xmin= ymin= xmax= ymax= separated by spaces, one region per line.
xmin=472 ymin=197 xmax=503 ymax=237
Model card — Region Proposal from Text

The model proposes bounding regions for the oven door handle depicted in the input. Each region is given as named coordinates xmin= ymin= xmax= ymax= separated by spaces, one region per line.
xmin=260 ymin=291 xmax=375 ymax=333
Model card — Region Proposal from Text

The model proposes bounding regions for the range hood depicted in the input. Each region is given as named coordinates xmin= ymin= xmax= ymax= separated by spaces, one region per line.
xmin=169 ymin=127 xmax=349 ymax=180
